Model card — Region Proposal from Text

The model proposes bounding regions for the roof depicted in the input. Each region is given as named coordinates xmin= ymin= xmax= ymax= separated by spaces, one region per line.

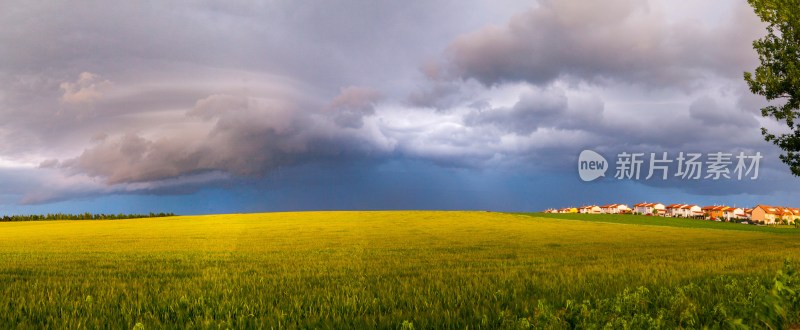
xmin=634 ymin=202 xmax=663 ymax=207
xmin=600 ymin=204 xmax=630 ymax=209
xmin=754 ymin=205 xmax=786 ymax=215
xmin=661 ymin=204 xmax=706 ymax=210
xmin=701 ymin=205 xmax=730 ymax=211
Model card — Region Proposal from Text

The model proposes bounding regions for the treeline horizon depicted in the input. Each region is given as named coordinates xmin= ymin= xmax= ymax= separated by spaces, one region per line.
xmin=0 ymin=212 xmax=176 ymax=222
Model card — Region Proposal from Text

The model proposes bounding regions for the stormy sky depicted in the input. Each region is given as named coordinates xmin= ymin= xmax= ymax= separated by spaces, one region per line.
xmin=0 ymin=0 xmax=796 ymax=214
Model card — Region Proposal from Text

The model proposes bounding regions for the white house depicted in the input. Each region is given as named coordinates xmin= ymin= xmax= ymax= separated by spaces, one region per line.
xmin=723 ymin=207 xmax=745 ymax=221
xmin=600 ymin=204 xmax=630 ymax=214
xmin=633 ymin=202 xmax=665 ymax=215
xmin=579 ymin=205 xmax=602 ymax=214
xmin=665 ymin=204 xmax=684 ymax=217
xmin=681 ymin=204 xmax=703 ymax=218
xmin=664 ymin=204 xmax=701 ymax=217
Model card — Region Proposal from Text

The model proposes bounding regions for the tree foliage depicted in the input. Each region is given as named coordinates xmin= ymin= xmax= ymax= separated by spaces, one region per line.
xmin=744 ymin=0 xmax=800 ymax=175
xmin=0 ymin=212 xmax=175 ymax=222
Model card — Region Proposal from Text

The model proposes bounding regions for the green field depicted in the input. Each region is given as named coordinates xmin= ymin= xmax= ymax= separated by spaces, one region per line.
xmin=527 ymin=212 xmax=796 ymax=233
xmin=2 ymin=211 xmax=800 ymax=328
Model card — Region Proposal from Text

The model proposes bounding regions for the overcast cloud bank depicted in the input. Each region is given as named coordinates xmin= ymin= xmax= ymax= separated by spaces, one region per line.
xmin=0 ymin=0 xmax=795 ymax=209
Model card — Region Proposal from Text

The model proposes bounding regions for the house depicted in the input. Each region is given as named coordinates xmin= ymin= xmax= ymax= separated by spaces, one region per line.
xmin=664 ymin=204 xmax=701 ymax=218
xmin=633 ymin=202 xmax=648 ymax=214
xmin=789 ymin=208 xmax=800 ymax=222
xmin=751 ymin=205 xmax=783 ymax=224
xmin=700 ymin=205 xmax=713 ymax=219
xmin=722 ymin=207 xmax=745 ymax=221
xmin=750 ymin=205 xmax=800 ymax=224
xmin=633 ymin=202 xmax=665 ymax=215
xmin=559 ymin=207 xmax=578 ymax=214
xmin=701 ymin=205 xmax=727 ymax=220
xmin=579 ymin=205 xmax=601 ymax=214
xmin=680 ymin=204 xmax=703 ymax=218
xmin=600 ymin=204 xmax=630 ymax=214
xmin=780 ymin=207 xmax=795 ymax=223
xmin=653 ymin=203 xmax=666 ymax=215
xmin=665 ymin=204 xmax=686 ymax=217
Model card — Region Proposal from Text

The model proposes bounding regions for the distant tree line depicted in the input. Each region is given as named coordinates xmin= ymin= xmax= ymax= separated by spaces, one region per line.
xmin=0 ymin=212 xmax=176 ymax=222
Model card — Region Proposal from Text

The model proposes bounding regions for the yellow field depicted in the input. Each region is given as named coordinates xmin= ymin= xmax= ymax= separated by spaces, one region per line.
xmin=2 ymin=211 xmax=800 ymax=328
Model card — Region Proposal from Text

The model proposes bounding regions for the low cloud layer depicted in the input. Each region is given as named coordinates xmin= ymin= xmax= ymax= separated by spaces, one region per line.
xmin=59 ymin=91 xmax=390 ymax=185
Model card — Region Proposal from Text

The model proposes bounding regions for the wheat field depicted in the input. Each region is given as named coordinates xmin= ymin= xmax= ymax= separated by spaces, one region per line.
xmin=2 ymin=211 xmax=800 ymax=328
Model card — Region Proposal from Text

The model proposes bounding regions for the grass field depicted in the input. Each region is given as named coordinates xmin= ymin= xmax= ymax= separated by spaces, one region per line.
xmin=527 ymin=212 xmax=798 ymax=233
xmin=2 ymin=211 xmax=800 ymax=328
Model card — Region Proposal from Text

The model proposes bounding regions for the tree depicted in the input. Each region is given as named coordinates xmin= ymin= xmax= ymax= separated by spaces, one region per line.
xmin=744 ymin=0 xmax=800 ymax=175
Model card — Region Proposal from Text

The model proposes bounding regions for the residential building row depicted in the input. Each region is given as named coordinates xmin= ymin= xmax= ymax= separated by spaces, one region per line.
xmin=544 ymin=203 xmax=800 ymax=224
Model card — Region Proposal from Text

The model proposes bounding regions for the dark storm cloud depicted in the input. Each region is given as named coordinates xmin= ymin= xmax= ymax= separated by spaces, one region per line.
xmin=464 ymin=86 xmax=605 ymax=135
xmin=328 ymin=87 xmax=382 ymax=129
xmin=394 ymin=0 xmax=773 ymax=194
xmin=464 ymin=88 xmax=567 ymax=134
xmin=0 ymin=0 xmax=793 ymax=207
xmin=437 ymin=0 xmax=764 ymax=88
xmin=0 ymin=1 xmax=523 ymax=153
xmin=60 ymin=92 xmax=390 ymax=184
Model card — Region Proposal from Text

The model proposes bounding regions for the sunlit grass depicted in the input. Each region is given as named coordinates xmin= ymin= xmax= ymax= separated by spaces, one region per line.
xmin=527 ymin=212 xmax=800 ymax=233
xmin=1 ymin=211 xmax=799 ymax=328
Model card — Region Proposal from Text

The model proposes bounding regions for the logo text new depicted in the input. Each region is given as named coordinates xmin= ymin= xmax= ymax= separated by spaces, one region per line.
xmin=580 ymin=160 xmax=606 ymax=171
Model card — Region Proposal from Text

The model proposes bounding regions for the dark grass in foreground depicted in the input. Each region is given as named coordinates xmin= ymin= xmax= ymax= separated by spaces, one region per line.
xmin=2 ymin=211 xmax=800 ymax=328
xmin=523 ymin=212 xmax=800 ymax=234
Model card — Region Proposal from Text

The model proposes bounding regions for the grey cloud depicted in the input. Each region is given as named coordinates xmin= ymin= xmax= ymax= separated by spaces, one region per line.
xmin=328 ymin=87 xmax=381 ymax=129
xmin=60 ymin=94 xmax=291 ymax=183
xmin=378 ymin=88 xmax=608 ymax=171
xmin=59 ymin=93 xmax=386 ymax=185
xmin=38 ymin=159 xmax=59 ymax=168
xmin=0 ymin=0 xmax=529 ymax=160
xmin=463 ymin=86 xmax=605 ymax=135
xmin=401 ymin=80 xmax=766 ymax=183
xmin=0 ymin=165 xmax=126 ymax=205
xmin=62 ymin=134 xmax=190 ymax=184
xmin=0 ymin=0 xmax=791 ymax=205
xmin=689 ymin=95 xmax=757 ymax=128
xmin=407 ymin=82 xmax=463 ymax=110
xmin=438 ymin=0 xmax=763 ymax=88
xmin=0 ymin=1 xmax=531 ymax=99
xmin=465 ymin=87 xmax=568 ymax=134
xmin=16 ymin=168 xmax=232 ymax=205
xmin=405 ymin=77 xmax=496 ymax=112
xmin=60 ymin=72 xmax=111 ymax=105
